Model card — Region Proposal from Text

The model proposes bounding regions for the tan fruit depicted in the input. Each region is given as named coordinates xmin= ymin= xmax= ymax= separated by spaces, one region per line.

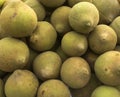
xmin=91 ymin=85 xmax=120 ymax=97
xmin=61 ymin=31 xmax=88 ymax=56
xmin=0 ymin=0 xmax=37 ymax=37
xmin=92 ymin=0 xmax=120 ymax=24
xmin=29 ymin=21 xmax=57 ymax=52
xmin=0 ymin=37 xmax=29 ymax=72
xmin=88 ymin=24 xmax=117 ymax=54
xmin=69 ymin=2 xmax=99 ymax=34
xmin=38 ymin=0 xmax=66 ymax=7
xmin=33 ymin=51 xmax=62 ymax=81
xmin=5 ymin=69 xmax=39 ymax=97
xmin=60 ymin=57 xmax=91 ymax=89
xmin=51 ymin=6 xmax=71 ymax=35
xmin=24 ymin=0 xmax=46 ymax=21
xmin=37 ymin=79 xmax=71 ymax=97
xmin=95 ymin=51 xmax=120 ymax=86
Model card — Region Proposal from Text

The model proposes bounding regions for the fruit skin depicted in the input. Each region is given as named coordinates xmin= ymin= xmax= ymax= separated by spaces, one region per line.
xmin=0 ymin=0 xmax=5 ymax=8
xmin=33 ymin=51 xmax=62 ymax=81
xmin=0 ymin=37 xmax=29 ymax=72
xmin=60 ymin=57 xmax=91 ymax=89
xmin=51 ymin=6 xmax=71 ymax=35
xmin=92 ymin=0 xmax=120 ymax=24
xmin=91 ymin=85 xmax=120 ymax=97
xmin=94 ymin=51 xmax=120 ymax=86
xmin=61 ymin=31 xmax=88 ymax=56
xmin=69 ymin=2 xmax=99 ymax=34
xmin=68 ymin=0 xmax=92 ymax=7
xmin=0 ymin=79 xmax=5 ymax=97
xmin=88 ymin=24 xmax=117 ymax=54
xmin=5 ymin=69 xmax=39 ymax=97
xmin=0 ymin=0 xmax=37 ymax=37
xmin=110 ymin=16 xmax=120 ymax=44
xmin=37 ymin=79 xmax=71 ymax=97
xmin=24 ymin=0 xmax=46 ymax=21
xmin=38 ymin=0 xmax=66 ymax=7
xmin=29 ymin=21 xmax=57 ymax=52
xmin=70 ymin=74 xmax=102 ymax=97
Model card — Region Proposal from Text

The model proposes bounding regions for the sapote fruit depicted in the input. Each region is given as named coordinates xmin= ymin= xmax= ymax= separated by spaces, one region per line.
xmin=95 ymin=51 xmax=120 ymax=86
xmin=0 ymin=37 xmax=29 ymax=72
xmin=5 ymin=69 xmax=39 ymax=97
xmin=69 ymin=2 xmax=99 ymax=34
xmin=0 ymin=0 xmax=37 ymax=37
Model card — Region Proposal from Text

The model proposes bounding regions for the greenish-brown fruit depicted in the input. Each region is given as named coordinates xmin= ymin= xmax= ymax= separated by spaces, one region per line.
xmin=37 ymin=79 xmax=71 ymax=97
xmin=0 ymin=79 xmax=5 ymax=97
xmin=51 ymin=6 xmax=71 ymax=35
xmin=0 ymin=0 xmax=37 ymax=37
xmin=114 ymin=45 xmax=120 ymax=52
xmin=29 ymin=21 xmax=57 ymax=52
xmin=61 ymin=31 xmax=88 ymax=56
xmin=69 ymin=2 xmax=99 ymax=34
xmin=83 ymin=49 xmax=99 ymax=72
xmin=92 ymin=0 xmax=120 ymax=24
xmin=88 ymin=24 xmax=117 ymax=54
xmin=24 ymin=48 xmax=38 ymax=70
xmin=91 ymin=85 xmax=120 ymax=97
xmin=38 ymin=0 xmax=66 ymax=7
xmin=0 ymin=37 xmax=29 ymax=72
xmin=24 ymin=0 xmax=46 ymax=21
xmin=68 ymin=0 xmax=92 ymax=7
xmin=60 ymin=57 xmax=91 ymax=89
xmin=110 ymin=16 xmax=120 ymax=44
xmin=95 ymin=51 xmax=120 ymax=86
xmin=33 ymin=51 xmax=62 ymax=81
xmin=0 ymin=0 xmax=5 ymax=8
xmin=56 ymin=46 xmax=69 ymax=62
xmin=5 ymin=69 xmax=39 ymax=97
xmin=70 ymin=74 xmax=102 ymax=97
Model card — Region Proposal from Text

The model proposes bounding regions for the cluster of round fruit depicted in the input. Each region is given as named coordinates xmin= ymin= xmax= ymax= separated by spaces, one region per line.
xmin=0 ymin=0 xmax=120 ymax=97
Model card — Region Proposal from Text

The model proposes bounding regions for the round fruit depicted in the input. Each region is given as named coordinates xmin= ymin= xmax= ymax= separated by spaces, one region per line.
xmin=60 ymin=57 xmax=91 ymax=89
xmin=37 ymin=79 xmax=71 ymax=97
xmin=33 ymin=51 xmax=62 ymax=81
xmin=69 ymin=2 xmax=99 ymax=34
xmin=0 ymin=37 xmax=29 ymax=72
xmin=61 ymin=31 xmax=88 ymax=56
xmin=5 ymin=69 xmax=39 ymax=97
xmin=95 ymin=51 xmax=120 ymax=86
xmin=88 ymin=24 xmax=117 ymax=54
xmin=91 ymin=85 xmax=120 ymax=97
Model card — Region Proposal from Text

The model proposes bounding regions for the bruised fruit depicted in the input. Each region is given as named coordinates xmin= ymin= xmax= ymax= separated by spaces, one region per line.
xmin=0 ymin=0 xmax=37 ymax=37
xmin=68 ymin=0 xmax=92 ymax=7
xmin=88 ymin=24 xmax=117 ymax=54
xmin=92 ymin=0 xmax=120 ymax=24
xmin=33 ymin=51 xmax=62 ymax=81
xmin=51 ymin=6 xmax=71 ymax=35
xmin=95 ymin=51 xmax=120 ymax=86
xmin=110 ymin=16 xmax=120 ymax=44
xmin=91 ymin=85 xmax=120 ymax=97
xmin=0 ymin=79 xmax=5 ymax=97
xmin=29 ymin=21 xmax=57 ymax=52
xmin=5 ymin=69 xmax=39 ymax=97
xmin=24 ymin=0 xmax=46 ymax=21
xmin=0 ymin=37 xmax=29 ymax=72
xmin=60 ymin=57 xmax=91 ymax=89
xmin=38 ymin=0 xmax=66 ymax=7
xmin=37 ymin=79 xmax=71 ymax=97
xmin=61 ymin=31 xmax=88 ymax=56
xmin=69 ymin=2 xmax=99 ymax=34
xmin=70 ymin=74 xmax=102 ymax=97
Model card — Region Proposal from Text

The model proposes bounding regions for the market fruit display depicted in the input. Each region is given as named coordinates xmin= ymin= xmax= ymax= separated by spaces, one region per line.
xmin=0 ymin=0 xmax=120 ymax=97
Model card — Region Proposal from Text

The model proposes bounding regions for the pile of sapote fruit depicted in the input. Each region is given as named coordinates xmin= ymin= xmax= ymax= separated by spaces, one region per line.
xmin=0 ymin=0 xmax=120 ymax=97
